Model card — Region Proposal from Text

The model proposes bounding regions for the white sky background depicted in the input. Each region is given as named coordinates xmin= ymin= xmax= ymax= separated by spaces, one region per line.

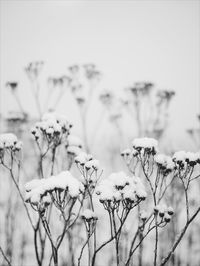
xmin=0 ymin=0 xmax=199 ymax=148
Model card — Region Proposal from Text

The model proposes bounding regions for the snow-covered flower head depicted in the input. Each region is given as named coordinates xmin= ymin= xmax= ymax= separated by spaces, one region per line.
xmin=75 ymin=152 xmax=101 ymax=190
xmin=96 ymin=172 xmax=147 ymax=210
xmin=25 ymin=61 xmax=44 ymax=81
xmin=25 ymin=171 xmax=83 ymax=208
xmin=132 ymin=137 xmax=158 ymax=155
xmin=81 ymin=209 xmax=98 ymax=222
xmin=47 ymin=76 xmax=70 ymax=88
xmin=157 ymin=90 xmax=175 ymax=102
xmin=185 ymin=152 xmax=199 ymax=166
xmin=67 ymin=135 xmax=83 ymax=149
xmin=0 ymin=133 xmax=22 ymax=160
xmin=155 ymin=154 xmax=175 ymax=174
xmin=31 ymin=112 xmax=72 ymax=145
xmin=172 ymin=151 xmax=187 ymax=163
xmin=81 ymin=208 xmax=98 ymax=232
xmin=75 ymin=152 xmax=93 ymax=166
xmin=66 ymin=135 xmax=83 ymax=157
xmin=172 ymin=151 xmax=199 ymax=168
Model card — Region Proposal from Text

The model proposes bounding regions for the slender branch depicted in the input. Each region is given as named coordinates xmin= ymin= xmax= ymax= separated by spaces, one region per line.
xmin=160 ymin=206 xmax=200 ymax=266
xmin=0 ymin=246 xmax=12 ymax=266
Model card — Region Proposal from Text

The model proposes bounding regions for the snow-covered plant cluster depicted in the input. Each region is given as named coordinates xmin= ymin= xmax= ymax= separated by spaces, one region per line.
xmin=96 ymin=172 xmax=147 ymax=210
xmin=25 ymin=171 xmax=83 ymax=207
xmin=1 ymin=109 xmax=200 ymax=266
xmin=2 ymin=60 xmax=200 ymax=266
xmin=31 ymin=112 xmax=72 ymax=148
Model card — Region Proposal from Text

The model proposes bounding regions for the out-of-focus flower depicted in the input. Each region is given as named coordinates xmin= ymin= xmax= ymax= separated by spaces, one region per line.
xmin=128 ymin=82 xmax=154 ymax=97
xmin=6 ymin=81 xmax=18 ymax=92
xmin=6 ymin=111 xmax=28 ymax=124
xmin=47 ymin=76 xmax=70 ymax=88
xmin=99 ymin=90 xmax=113 ymax=106
xmin=25 ymin=61 xmax=44 ymax=81
xmin=157 ymin=90 xmax=175 ymax=102
xmin=83 ymin=63 xmax=101 ymax=81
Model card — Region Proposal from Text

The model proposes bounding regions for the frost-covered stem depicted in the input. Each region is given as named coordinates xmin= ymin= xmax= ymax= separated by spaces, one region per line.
xmin=2 ymin=163 xmax=34 ymax=230
xmin=40 ymin=214 xmax=58 ymax=266
xmin=140 ymin=158 xmax=159 ymax=266
xmin=91 ymin=210 xmax=130 ymax=266
xmin=34 ymin=221 xmax=42 ymax=266
xmin=78 ymin=232 xmax=91 ymax=266
xmin=184 ymin=189 xmax=189 ymax=221
xmin=87 ymin=187 xmax=97 ymax=259
xmin=108 ymin=211 xmax=114 ymax=238
xmin=87 ymin=235 xmax=92 ymax=266
xmin=160 ymin=206 xmax=200 ymax=266
xmin=39 ymin=154 xmax=45 ymax=179
xmin=180 ymin=178 xmax=190 ymax=221
xmin=50 ymin=146 xmax=56 ymax=175
xmin=125 ymin=223 xmax=158 ymax=266
xmin=112 ymin=210 xmax=120 ymax=266
xmin=138 ymin=206 xmax=143 ymax=266
xmin=128 ymin=228 xmax=139 ymax=259
xmin=39 ymin=228 xmax=46 ymax=266
xmin=0 ymin=246 xmax=12 ymax=266
xmin=56 ymin=200 xmax=76 ymax=249
xmin=154 ymin=215 xmax=158 ymax=266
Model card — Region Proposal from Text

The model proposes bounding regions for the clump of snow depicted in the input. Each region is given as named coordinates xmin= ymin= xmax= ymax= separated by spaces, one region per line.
xmin=66 ymin=146 xmax=82 ymax=156
xmin=96 ymin=172 xmax=147 ymax=208
xmin=25 ymin=171 xmax=83 ymax=206
xmin=173 ymin=151 xmax=200 ymax=167
xmin=66 ymin=135 xmax=83 ymax=156
xmin=81 ymin=209 xmax=98 ymax=221
xmin=85 ymin=159 xmax=100 ymax=170
xmin=0 ymin=133 xmax=22 ymax=154
xmin=75 ymin=152 xmax=93 ymax=165
xmin=172 ymin=151 xmax=187 ymax=162
xmin=31 ymin=112 xmax=71 ymax=143
xmin=132 ymin=137 xmax=158 ymax=155
xmin=67 ymin=135 xmax=83 ymax=148
xmin=155 ymin=154 xmax=175 ymax=173
xmin=185 ymin=152 xmax=199 ymax=166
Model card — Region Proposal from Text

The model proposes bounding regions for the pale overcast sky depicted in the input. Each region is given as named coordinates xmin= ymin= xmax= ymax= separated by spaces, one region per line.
xmin=0 ymin=0 xmax=199 ymax=143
